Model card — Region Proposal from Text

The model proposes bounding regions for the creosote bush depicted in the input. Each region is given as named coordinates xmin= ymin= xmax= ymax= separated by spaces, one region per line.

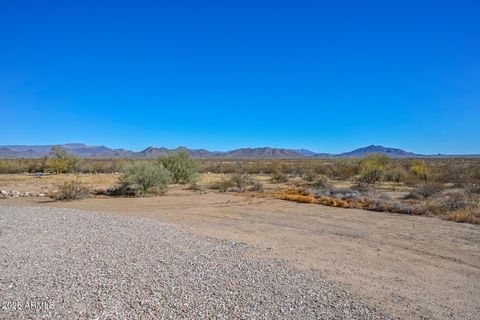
xmin=52 ymin=179 xmax=90 ymax=201
xmin=159 ymin=151 xmax=199 ymax=184
xmin=117 ymin=162 xmax=172 ymax=196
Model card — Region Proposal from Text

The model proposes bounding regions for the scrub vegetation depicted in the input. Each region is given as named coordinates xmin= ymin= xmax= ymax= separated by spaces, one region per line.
xmin=1 ymin=150 xmax=479 ymax=224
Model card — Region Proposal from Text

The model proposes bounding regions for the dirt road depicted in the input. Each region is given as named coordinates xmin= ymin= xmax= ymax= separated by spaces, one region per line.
xmin=2 ymin=192 xmax=479 ymax=319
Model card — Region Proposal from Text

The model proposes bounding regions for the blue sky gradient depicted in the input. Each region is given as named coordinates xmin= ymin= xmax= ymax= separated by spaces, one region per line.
xmin=1 ymin=1 xmax=479 ymax=153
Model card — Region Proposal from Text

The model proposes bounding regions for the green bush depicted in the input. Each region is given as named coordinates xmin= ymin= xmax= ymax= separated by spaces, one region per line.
xmin=118 ymin=162 xmax=172 ymax=196
xmin=158 ymin=151 xmax=199 ymax=184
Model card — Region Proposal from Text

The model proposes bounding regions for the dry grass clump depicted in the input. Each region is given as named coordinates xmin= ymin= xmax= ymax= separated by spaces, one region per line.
xmin=275 ymin=193 xmax=319 ymax=204
xmin=209 ymin=174 xmax=258 ymax=193
xmin=316 ymin=196 xmax=350 ymax=208
xmin=51 ymin=179 xmax=90 ymax=201
xmin=443 ymin=209 xmax=480 ymax=224
xmin=267 ymin=188 xmax=318 ymax=204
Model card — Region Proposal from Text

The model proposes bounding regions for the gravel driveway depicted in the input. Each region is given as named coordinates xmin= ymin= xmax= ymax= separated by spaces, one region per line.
xmin=0 ymin=206 xmax=391 ymax=319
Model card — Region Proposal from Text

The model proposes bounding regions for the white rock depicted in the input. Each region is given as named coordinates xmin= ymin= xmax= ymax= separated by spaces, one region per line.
xmin=10 ymin=190 xmax=20 ymax=197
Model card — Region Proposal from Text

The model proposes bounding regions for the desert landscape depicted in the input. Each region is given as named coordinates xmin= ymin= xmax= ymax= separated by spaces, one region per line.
xmin=1 ymin=147 xmax=479 ymax=319
xmin=2 ymin=1 xmax=479 ymax=319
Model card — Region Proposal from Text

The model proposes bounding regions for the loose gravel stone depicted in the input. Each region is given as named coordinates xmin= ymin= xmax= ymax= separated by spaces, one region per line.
xmin=0 ymin=206 xmax=393 ymax=319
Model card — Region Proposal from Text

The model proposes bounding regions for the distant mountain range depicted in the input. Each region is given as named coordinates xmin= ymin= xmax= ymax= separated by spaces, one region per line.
xmin=0 ymin=144 xmax=478 ymax=159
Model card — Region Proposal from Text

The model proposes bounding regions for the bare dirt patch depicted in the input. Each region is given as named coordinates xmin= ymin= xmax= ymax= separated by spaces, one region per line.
xmin=2 ymin=190 xmax=479 ymax=320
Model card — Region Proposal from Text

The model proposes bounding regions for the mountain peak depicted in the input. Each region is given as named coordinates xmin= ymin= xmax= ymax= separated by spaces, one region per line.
xmin=339 ymin=145 xmax=417 ymax=158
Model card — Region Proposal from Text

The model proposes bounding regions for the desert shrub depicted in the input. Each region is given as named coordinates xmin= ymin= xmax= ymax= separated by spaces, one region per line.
xmin=466 ymin=163 xmax=480 ymax=185
xmin=46 ymin=158 xmax=74 ymax=174
xmin=444 ymin=209 xmax=480 ymax=224
xmin=271 ymin=173 xmax=288 ymax=183
xmin=0 ymin=160 xmax=23 ymax=174
xmin=466 ymin=184 xmax=480 ymax=195
xmin=187 ymin=183 xmax=204 ymax=192
xmin=357 ymin=154 xmax=390 ymax=186
xmin=219 ymin=162 xmax=240 ymax=174
xmin=46 ymin=146 xmax=79 ymax=174
xmin=439 ymin=192 xmax=471 ymax=211
xmin=229 ymin=174 xmax=253 ymax=192
xmin=269 ymin=159 xmax=288 ymax=175
xmin=295 ymin=160 xmax=325 ymax=181
xmin=313 ymin=175 xmax=332 ymax=189
xmin=409 ymin=160 xmax=430 ymax=182
xmin=382 ymin=165 xmax=408 ymax=183
xmin=326 ymin=160 xmax=359 ymax=180
xmin=76 ymin=160 xmax=118 ymax=174
xmin=210 ymin=178 xmax=235 ymax=192
xmin=432 ymin=162 xmax=465 ymax=185
xmin=21 ymin=158 xmax=47 ymax=173
xmin=358 ymin=169 xmax=382 ymax=185
xmin=404 ymin=183 xmax=444 ymax=199
xmin=117 ymin=162 xmax=172 ymax=196
xmin=159 ymin=151 xmax=199 ymax=184
xmin=52 ymin=179 xmax=90 ymax=201
xmin=242 ymin=161 xmax=270 ymax=174
xmin=352 ymin=181 xmax=372 ymax=192
xmin=249 ymin=181 xmax=265 ymax=192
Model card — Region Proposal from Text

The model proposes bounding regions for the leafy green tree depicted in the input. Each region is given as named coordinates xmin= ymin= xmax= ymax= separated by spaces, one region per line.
xmin=158 ymin=151 xmax=199 ymax=184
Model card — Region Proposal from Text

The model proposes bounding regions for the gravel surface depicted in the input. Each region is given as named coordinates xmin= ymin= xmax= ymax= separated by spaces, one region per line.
xmin=0 ymin=206 xmax=392 ymax=319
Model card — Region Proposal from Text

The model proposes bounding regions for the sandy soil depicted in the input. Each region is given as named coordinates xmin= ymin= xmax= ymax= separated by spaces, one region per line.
xmin=1 ymin=191 xmax=479 ymax=320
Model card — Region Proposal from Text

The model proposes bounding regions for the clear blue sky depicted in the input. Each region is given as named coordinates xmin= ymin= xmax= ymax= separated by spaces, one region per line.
xmin=1 ymin=1 xmax=479 ymax=154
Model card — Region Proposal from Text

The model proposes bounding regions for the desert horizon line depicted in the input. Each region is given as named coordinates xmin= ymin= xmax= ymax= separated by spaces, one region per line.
xmin=1 ymin=143 xmax=479 ymax=158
